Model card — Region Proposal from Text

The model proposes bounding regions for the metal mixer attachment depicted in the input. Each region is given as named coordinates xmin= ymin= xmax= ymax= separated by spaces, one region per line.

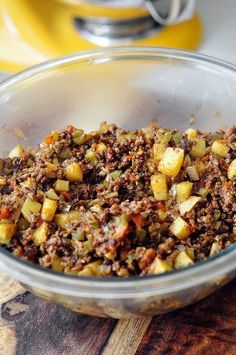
xmin=74 ymin=0 xmax=196 ymax=45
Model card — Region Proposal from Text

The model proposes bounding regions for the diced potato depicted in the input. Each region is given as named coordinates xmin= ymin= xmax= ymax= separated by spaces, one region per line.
xmin=78 ymin=260 xmax=102 ymax=276
xmin=153 ymin=143 xmax=166 ymax=162
xmin=190 ymin=139 xmax=206 ymax=158
xmin=211 ymin=141 xmax=229 ymax=157
xmin=151 ymin=174 xmax=168 ymax=201
xmin=158 ymin=147 xmax=184 ymax=177
xmin=21 ymin=197 xmax=42 ymax=222
xmin=51 ymin=258 xmax=64 ymax=272
xmin=227 ymin=159 xmax=236 ymax=180
xmin=179 ymin=196 xmax=201 ymax=216
xmin=174 ymin=251 xmax=194 ymax=269
xmin=41 ymin=198 xmax=58 ymax=222
xmin=186 ymin=247 xmax=195 ymax=260
xmin=45 ymin=188 xmax=59 ymax=200
xmin=54 ymin=210 xmax=81 ymax=228
xmin=185 ymin=128 xmax=198 ymax=139
xmin=210 ymin=241 xmax=221 ymax=256
xmin=65 ymin=162 xmax=83 ymax=182
xmin=8 ymin=145 xmax=25 ymax=159
xmin=0 ymin=177 xmax=6 ymax=186
xmin=86 ymin=260 xmax=102 ymax=274
xmin=54 ymin=179 xmax=69 ymax=192
xmin=96 ymin=143 xmax=107 ymax=153
xmin=176 ymin=181 xmax=193 ymax=202
xmin=0 ymin=222 xmax=16 ymax=244
xmin=78 ymin=266 xmax=94 ymax=277
xmin=45 ymin=162 xmax=56 ymax=178
xmin=33 ymin=221 xmax=48 ymax=245
xmin=169 ymin=217 xmax=191 ymax=239
xmin=149 ymin=257 xmax=172 ymax=274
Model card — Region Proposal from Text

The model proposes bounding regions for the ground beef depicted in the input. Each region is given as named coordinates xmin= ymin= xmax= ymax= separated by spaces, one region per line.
xmin=0 ymin=123 xmax=235 ymax=277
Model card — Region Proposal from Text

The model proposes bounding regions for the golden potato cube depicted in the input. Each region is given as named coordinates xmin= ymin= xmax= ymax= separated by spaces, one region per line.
xmin=186 ymin=247 xmax=195 ymax=260
xmin=21 ymin=198 xmax=42 ymax=222
xmin=86 ymin=260 xmax=102 ymax=275
xmin=190 ymin=139 xmax=206 ymax=158
xmin=0 ymin=177 xmax=7 ymax=186
xmin=153 ymin=143 xmax=166 ymax=162
xmin=176 ymin=181 xmax=193 ymax=202
xmin=210 ymin=242 xmax=221 ymax=256
xmin=211 ymin=141 xmax=229 ymax=157
xmin=65 ymin=162 xmax=83 ymax=182
xmin=54 ymin=210 xmax=81 ymax=228
xmin=8 ymin=145 xmax=25 ymax=158
xmin=45 ymin=188 xmax=59 ymax=200
xmin=149 ymin=257 xmax=172 ymax=274
xmin=169 ymin=217 xmax=191 ymax=239
xmin=33 ymin=221 xmax=48 ymax=245
xmin=51 ymin=258 xmax=64 ymax=272
xmin=174 ymin=251 xmax=194 ymax=269
xmin=185 ymin=128 xmax=198 ymax=139
xmin=158 ymin=147 xmax=184 ymax=177
xmin=45 ymin=162 xmax=56 ymax=178
xmin=41 ymin=198 xmax=58 ymax=222
xmin=227 ymin=159 xmax=236 ymax=180
xmin=151 ymin=174 xmax=168 ymax=201
xmin=0 ymin=223 xmax=16 ymax=244
xmin=54 ymin=179 xmax=69 ymax=192
xmin=96 ymin=143 xmax=107 ymax=154
xmin=179 ymin=196 xmax=201 ymax=216
xmin=78 ymin=267 xmax=94 ymax=277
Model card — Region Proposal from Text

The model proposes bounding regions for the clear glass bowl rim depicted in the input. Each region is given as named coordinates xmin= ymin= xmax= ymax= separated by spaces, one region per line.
xmin=0 ymin=46 xmax=235 ymax=298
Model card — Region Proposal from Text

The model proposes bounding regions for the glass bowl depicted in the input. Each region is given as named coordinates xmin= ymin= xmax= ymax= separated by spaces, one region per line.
xmin=0 ymin=47 xmax=235 ymax=318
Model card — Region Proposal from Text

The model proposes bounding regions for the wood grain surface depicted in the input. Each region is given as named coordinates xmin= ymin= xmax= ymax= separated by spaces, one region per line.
xmin=0 ymin=273 xmax=236 ymax=355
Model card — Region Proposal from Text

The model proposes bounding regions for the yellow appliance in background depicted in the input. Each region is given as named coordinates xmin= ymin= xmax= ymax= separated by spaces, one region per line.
xmin=0 ymin=0 xmax=202 ymax=73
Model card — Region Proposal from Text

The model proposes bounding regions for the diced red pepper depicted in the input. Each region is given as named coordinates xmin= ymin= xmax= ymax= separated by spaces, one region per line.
xmin=131 ymin=214 xmax=142 ymax=231
xmin=157 ymin=202 xmax=166 ymax=211
xmin=0 ymin=208 xmax=11 ymax=219
xmin=61 ymin=191 xmax=72 ymax=201
xmin=35 ymin=218 xmax=43 ymax=228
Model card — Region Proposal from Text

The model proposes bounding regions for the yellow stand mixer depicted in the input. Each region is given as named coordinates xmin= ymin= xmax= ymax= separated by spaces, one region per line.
xmin=0 ymin=0 xmax=202 ymax=73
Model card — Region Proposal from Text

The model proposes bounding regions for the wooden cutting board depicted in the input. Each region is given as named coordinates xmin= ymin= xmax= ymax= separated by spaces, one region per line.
xmin=0 ymin=274 xmax=236 ymax=355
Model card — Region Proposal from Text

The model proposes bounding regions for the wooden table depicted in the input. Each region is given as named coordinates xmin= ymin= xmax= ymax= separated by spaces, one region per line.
xmin=0 ymin=274 xmax=235 ymax=355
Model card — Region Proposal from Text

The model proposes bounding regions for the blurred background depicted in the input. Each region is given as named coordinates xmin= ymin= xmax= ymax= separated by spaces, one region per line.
xmin=0 ymin=0 xmax=235 ymax=74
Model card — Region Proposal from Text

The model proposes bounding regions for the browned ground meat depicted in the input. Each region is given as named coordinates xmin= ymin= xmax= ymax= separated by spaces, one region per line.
xmin=0 ymin=123 xmax=235 ymax=277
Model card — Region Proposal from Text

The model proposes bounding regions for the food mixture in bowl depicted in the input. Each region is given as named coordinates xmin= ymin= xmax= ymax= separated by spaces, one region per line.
xmin=0 ymin=123 xmax=235 ymax=277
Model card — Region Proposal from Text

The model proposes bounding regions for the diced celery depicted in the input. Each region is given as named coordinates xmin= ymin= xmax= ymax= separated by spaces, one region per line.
xmin=58 ymin=147 xmax=71 ymax=160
